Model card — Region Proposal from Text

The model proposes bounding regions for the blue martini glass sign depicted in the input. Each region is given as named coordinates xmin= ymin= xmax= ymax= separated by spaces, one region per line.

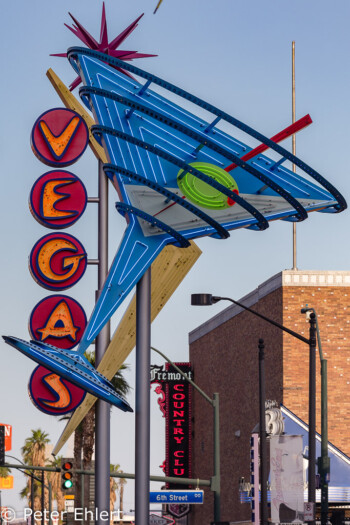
xmin=3 ymin=8 xmax=347 ymax=403
xmin=67 ymin=46 xmax=346 ymax=354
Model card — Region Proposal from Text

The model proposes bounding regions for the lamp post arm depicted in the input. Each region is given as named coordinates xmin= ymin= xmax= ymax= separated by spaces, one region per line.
xmin=4 ymin=457 xmax=56 ymax=488
xmin=4 ymin=462 xmax=59 ymax=473
xmin=151 ymin=346 xmax=214 ymax=406
xmin=5 ymin=455 xmax=42 ymax=484
xmin=214 ymin=296 xmax=310 ymax=345
xmin=5 ymin=454 xmax=26 ymax=467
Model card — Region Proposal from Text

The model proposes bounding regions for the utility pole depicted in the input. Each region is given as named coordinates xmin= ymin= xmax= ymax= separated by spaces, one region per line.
xmin=95 ymin=160 xmax=111 ymax=525
xmin=292 ymin=40 xmax=298 ymax=270
xmin=308 ymin=313 xmax=317 ymax=525
xmin=259 ymin=339 xmax=268 ymax=525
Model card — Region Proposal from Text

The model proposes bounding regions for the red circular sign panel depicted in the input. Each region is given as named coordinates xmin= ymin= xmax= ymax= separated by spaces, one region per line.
xmin=29 ymin=170 xmax=87 ymax=229
xmin=31 ymin=108 xmax=89 ymax=167
xmin=28 ymin=365 xmax=86 ymax=415
xmin=29 ymin=295 xmax=87 ymax=349
xmin=29 ymin=232 xmax=87 ymax=291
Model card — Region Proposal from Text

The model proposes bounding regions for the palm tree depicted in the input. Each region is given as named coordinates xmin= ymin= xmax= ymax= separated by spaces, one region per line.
xmin=47 ymin=456 xmax=65 ymax=516
xmin=72 ymin=352 xmax=130 ymax=514
xmin=117 ymin=473 xmax=126 ymax=518
xmin=0 ymin=467 xmax=11 ymax=478
xmin=110 ymin=464 xmax=127 ymax=524
xmin=22 ymin=429 xmax=49 ymax=465
xmin=21 ymin=429 xmax=50 ymax=515
xmin=109 ymin=464 xmax=120 ymax=516
xmin=72 ymin=420 xmax=84 ymax=510
xmin=81 ymin=360 xmax=130 ymax=462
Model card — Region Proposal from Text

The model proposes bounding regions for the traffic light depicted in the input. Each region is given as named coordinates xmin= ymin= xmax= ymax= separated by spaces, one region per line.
xmin=0 ymin=426 xmax=5 ymax=466
xmin=61 ymin=459 xmax=74 ymax=490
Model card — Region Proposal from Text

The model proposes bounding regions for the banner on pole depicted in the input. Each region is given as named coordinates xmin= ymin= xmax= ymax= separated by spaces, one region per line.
xmin=270 ymin=435 xmax=304 ymax=524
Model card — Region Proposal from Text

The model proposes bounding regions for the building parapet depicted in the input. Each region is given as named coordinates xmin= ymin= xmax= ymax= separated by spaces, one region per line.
xmin=189 ymin=270 xmax=350 ymax=343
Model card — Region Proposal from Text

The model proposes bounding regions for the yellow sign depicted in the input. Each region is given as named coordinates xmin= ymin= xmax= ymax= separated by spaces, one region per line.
xmin=0 ymin=477 xmax=14 ymax=489
xmin=64 ymin=495 xmax=75 ymax=500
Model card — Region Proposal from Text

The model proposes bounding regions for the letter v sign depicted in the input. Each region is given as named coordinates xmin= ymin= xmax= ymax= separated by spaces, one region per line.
xmin=31 ymin=108 xmax=89 ymax=167
xmin=39 ymin=115 xmax=81 ymax=160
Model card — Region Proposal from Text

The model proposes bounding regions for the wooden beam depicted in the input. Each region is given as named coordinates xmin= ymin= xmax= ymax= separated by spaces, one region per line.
xmin=53 ymin=241 xmax=200 ymax=455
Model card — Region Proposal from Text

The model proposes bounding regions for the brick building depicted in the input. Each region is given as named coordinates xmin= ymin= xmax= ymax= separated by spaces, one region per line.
xmin=189 ymin=270 xmax=350 ymax=525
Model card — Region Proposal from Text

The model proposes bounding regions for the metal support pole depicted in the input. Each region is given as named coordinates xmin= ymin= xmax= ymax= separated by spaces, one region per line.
xmin=48 ymin=482 xmax=52 ymax=525
xmin=31 ymin=477 xmax=35 ymax=525
xmin=302 ymin=307 xmax=328 ymax=524
xmin=81 ymin=455 xmax=84 ymax=521
xmin=41 ymin=471 xmax=45 ymax=525
xmin=308 ymin=313 xmax=317 ymax=525
xmin=259 ymin=339 xmax=268 ymax=525
xmin=0 ymin=490 xmax=2 ymax=525
xmin=213 ymin=393 xmax=221 ymax=522
xmin=95 ymin=160 xmax=111 ymax=525
xmin=4 ymin=462 xmax=211 ymax=487
xmin=135 ymin=267 xmax=151 ymax=525
xmin=292 ymin=41 xmax=297 ymax=270
xmin=320 ymin=359 xmax=329 ymax=525
xmin=3 ymin=463 xmax=58 ymax=473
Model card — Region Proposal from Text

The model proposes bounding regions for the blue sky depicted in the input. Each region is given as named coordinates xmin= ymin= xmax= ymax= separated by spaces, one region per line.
xmin=1 ymin=0 xmax=350 ymax=515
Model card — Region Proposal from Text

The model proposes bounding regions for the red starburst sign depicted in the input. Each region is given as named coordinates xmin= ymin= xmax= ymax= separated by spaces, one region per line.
xmin=51 ymin=2 xmax=156 ymax=90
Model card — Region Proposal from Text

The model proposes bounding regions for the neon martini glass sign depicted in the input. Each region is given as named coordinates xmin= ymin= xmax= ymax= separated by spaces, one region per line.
xmin=66 ymin=45 xmax=345 ymax=355
xmin=3 ymin=8 xmax=346 ymax=407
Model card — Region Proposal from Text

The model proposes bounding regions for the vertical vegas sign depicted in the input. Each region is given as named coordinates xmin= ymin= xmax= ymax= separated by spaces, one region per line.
xmin=28 ymin=107 xmax=89 ymax=413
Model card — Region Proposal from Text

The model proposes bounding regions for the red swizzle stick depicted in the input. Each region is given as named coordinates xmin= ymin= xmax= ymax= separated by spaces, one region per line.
xmin=224 ymin=114 xmax=312 ymax=172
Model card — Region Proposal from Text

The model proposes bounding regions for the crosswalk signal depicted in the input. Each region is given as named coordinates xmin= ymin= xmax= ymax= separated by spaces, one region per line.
xmin=0 ymin=426 xmax=4 ymax=466
xmin=61 ymin=460 xmax=74 ymax=490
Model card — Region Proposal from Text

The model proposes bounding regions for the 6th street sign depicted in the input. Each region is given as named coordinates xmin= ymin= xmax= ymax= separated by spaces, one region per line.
xmin=149 ymin=491 xmax=204 ymax=504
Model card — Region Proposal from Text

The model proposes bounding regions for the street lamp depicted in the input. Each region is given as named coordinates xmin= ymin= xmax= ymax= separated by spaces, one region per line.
xmin=302 ymin=307 xmax=329 ymax=525
xmin=5 ymin=454 xmax=53 ymax=525
xmin=191 ymin=293 xmax=318 ymax=525
xmin=150 ymin=346 xmax=221 ymax=523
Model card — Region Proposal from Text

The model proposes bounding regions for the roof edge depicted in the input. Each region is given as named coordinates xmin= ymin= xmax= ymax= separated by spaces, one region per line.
xmin=189 ymin=270 xmax=350 ymax=343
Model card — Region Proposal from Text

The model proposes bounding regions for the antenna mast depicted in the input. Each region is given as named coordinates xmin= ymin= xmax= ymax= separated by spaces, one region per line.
xmin=292 ymin=41 xmax=297 ymax=270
